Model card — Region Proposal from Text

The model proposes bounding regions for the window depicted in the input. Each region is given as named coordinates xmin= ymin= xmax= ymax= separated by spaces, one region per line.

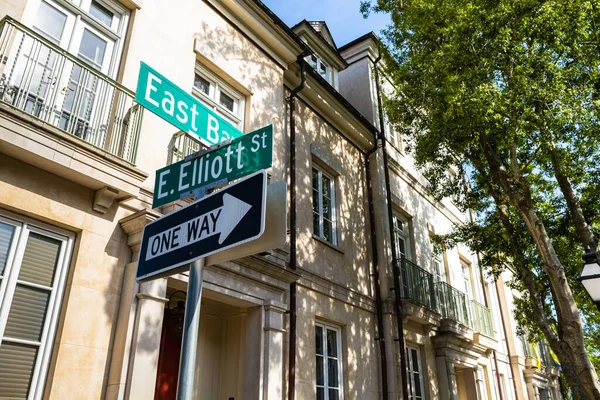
xmin=393 ymin=213 xmax=411 ymax=261
xmin=24 ymin=0 xmax=128 ymax=76
xmin=316 ymin=323 xmax=343 ymax=400
xmin=0 ymin=214 xmax=73 ymax=400
xmin=460 ymin=260 xmax=473 ymax=299
xmin=192 ymin=66 xmax=245 ymax=129
xmin=312 ymin=166 xmax=337 ymax=245
xmin=430 ymin=236 xmax=446 ymax=283
xmin=306 ymin=54 xmax=333 ymax=84
xmin=406 ymin=345 xmax=425 ymax=400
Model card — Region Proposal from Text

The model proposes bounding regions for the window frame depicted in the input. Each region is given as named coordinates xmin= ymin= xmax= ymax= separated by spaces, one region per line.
xmin=392 ymin=213 xmax=411 ymax=261
xmin=312 ymin=165 xmax=337 ymax=246
xmin=460 ymin=259 xmax=474 ymax=300
xmin=0 ymin=212 xmax=74 ymax=400
xmin=406 ymin=344 xmax=425 ymax=400
xmin=306 ymin=53 xmax=333 ymax=85
xmin=22 ymin=0 xmax=130 ymax=78
xmin=191 ymin=65 xmax=246 ymax=130
xmin=315 ymin=322 xmax=344 ymax=400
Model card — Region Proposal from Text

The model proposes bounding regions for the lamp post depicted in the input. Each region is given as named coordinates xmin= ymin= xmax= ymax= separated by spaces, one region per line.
xmin=578 ymin=248 xmax=600 ymax=312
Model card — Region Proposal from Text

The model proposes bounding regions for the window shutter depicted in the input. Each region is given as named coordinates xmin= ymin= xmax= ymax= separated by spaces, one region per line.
xmin=0 ymin=222 xmax=15 ymax=275
xmin=0 ymin=341 xmax=38 ymax=399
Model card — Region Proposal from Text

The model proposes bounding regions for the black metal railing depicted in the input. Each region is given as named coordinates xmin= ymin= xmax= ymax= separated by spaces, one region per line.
xmin=397 ymin=256 xmax=437 ymax=311
xmin=0 ymin=17 xmax=142 ymax=163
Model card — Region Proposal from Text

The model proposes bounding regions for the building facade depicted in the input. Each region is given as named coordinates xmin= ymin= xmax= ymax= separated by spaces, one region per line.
xmin=0 ymin=0 xmax=563 ymax=399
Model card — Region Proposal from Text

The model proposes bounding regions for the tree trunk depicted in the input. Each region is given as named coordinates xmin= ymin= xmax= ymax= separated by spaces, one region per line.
xmin=480 ymin=140 xmax=600 ymax=399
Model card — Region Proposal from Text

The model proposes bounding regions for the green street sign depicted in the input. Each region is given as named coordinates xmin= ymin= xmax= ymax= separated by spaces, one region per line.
xmin=153 ymin=125 xmax=273 ymax=208
xmin=136 ymin=62 xmax=243 ymax=145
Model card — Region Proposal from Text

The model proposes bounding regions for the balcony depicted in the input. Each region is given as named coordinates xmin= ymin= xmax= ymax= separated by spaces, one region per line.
xmin=471 ymin=300 xmax=494 ymax=338
xmin=0 ymin=17 xmax=147 ymax=209
xmin=169 ymin=130 xmax=203 ymax=164
xmin=435 ymin=281 xmax=472 ymax=327
xmin=398 ymin=257 xmax=437 ymax=311
xmin=0 ymin=17 xmax=142 ymax=164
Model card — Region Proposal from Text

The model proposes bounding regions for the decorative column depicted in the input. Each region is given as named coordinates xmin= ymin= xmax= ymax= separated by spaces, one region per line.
xmin=262 ymin=300 xmax=287 ymax=400
xmin=106 ymin=208 xmax=167 ymax=400
xmin=436 ymin=356 xmax=459 ymax=400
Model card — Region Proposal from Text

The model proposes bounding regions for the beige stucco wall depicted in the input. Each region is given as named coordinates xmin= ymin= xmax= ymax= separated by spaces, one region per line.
xmin=295 ymin=285 xmax=380 ymax=399
xmin=294 ymin=99 xmax=372 ymax=296
xmin=0 ymin=154 xmax=133 ymax=399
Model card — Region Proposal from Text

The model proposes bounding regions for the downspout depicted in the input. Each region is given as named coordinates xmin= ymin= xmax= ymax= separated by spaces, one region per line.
xmin=374 ymin=52 xmax=410 ymax=400
xmin=366 ymin=53 xmax=389 ymax=400
xmin=287 ymin=53 xmax=308 ymax=400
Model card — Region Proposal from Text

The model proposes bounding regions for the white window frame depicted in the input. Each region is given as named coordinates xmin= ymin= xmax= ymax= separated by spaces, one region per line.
xmin=429 ymin=235 xmax=446 ymax=283
xmin=460 ymin=259 xmax=473 ymax=300
xmin=0 ymin=212 xmax=74 ymax=400
xmin=306 ymin=54 xmax=334 ymax=85
xmin=21 ymin=0 xmax=130 ymax=78
xmin=406 ymin=345 xmax=425 ymax=400
xmin=393 ymin=213 xmax=411 ymax=261
xmin=192 ymin=65 xmax=245 ymax=130
xmin=315 ymin=322 xmax=344 ymax=400
xmin=312 ymin=165 xmax=337 ymax=246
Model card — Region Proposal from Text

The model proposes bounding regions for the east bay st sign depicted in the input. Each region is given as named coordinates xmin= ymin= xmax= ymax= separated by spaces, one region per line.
xmin=136 ymin=62 xmax=243 ymax=145
xmin=153 ymin=124 xmax=273 ymax=208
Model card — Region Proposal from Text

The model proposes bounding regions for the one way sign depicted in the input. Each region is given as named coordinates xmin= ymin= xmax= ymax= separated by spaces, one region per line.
xmin=137 ymin=171 xmax=267 ymax=281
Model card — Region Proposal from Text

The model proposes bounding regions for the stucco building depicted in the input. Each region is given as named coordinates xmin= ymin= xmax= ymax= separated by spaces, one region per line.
xmin=0 ymin=0 xmax=562 ymax=399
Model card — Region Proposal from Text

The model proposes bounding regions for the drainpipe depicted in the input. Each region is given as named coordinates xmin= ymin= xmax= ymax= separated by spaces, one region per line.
xmin=373 ymin=52 xmax=410 ymax=400
xmin=287 ymin=53 xmax=308 ymax=400
xmin=366 ymin=130 xmax=389 ymax=398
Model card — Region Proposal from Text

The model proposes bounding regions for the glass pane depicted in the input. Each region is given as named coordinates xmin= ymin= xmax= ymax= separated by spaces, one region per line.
xmin=323 ymin=220 xmax=332 ymax=242
xmin=89 ymin=1 xmax=114 ymax=27
xmin=34 ymin=1 xmax=67 ymax=43
xmin=315 ymin=325 xmax=323 ymax=355
xmin=411 ymin=348 xmax=419 ymax=371
xmin=78 ymin=29 xmax=107 ymax=67
xmin=310 ymin=55 xmax=318 ymax=69
xmin=0 ymin=222 xmax=16 ymax=275
xmin=317 ymin=387 xmax=325 ymax=400
xmin=414 ymin=372 xmax=422 ymax=396
xmin=328 ymin=388 xmax=339 ymax=400
xmin=397 ymin=238 xmax=406 ymax=258
xmin=194 ymin=74 xmax=210 ymax=95
xmin=4 ymin=284 xmax=51 ymax=342
xmin=326 ymin=329 xmax=337 ymax=357
xmin=0 ymin=341 xmax=38 ymax=400
xmin=327 ymin=358 xmax=339 ymax=387
xmin=316 ymin=355 xmax=324 ymax=386
xmin=322 ymin=197 xmax=331 ymax=220
xmin=219 ymin=91 xmax=234 ymax=112
xmin=313 ymin=212 xmax=320 ymax=236
xmin=322 ymin=175 xmax=331 ymax=198
xmin=320 ymin=63 xmax=328 ymax=78
xmin=312 ymin=169 xmax=319 ymax=190
xmin=18 ymin=232 xmax=61 ymax=287
xmin=312 ymin=189 xmax=320 ymax=213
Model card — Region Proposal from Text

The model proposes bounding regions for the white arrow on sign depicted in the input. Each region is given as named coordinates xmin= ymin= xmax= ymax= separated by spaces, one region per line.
xmin=145 ymin=193 xmax=251 ymax=261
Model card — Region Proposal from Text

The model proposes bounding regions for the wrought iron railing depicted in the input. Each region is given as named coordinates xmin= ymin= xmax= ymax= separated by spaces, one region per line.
xmin=0 ymin=17 xmax=142 ymax=163
xmin=397 ymin=256 xmax=437 ymax=311
xmin=471 ymin=300 xmax=494 ymax=338
xmin=435 ymin=281 xmax=472 ymax=327
xmin=169 ymin=130 xmax=203 ymax=164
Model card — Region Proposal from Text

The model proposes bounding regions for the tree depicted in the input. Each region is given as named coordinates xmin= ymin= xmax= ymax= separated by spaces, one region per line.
xmin=361 ymin=0 xmax=600 ymax=398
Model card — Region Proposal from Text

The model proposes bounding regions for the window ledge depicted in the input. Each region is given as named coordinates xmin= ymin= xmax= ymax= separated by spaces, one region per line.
xmin=312 ymin=234 xmax=344 ymax=254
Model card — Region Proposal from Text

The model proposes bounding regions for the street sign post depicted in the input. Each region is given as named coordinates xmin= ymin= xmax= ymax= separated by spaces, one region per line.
xmin=135 ymin=62 xmax=243 ymax=145
xmin=153 ymin=124 xmax=273 ymax=208
xmin=137 ymin=170 xmax=267 ymax=282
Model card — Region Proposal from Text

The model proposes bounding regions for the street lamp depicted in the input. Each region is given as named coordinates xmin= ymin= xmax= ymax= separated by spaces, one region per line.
xmin=578 ymin=248 xmax=600 ymax=311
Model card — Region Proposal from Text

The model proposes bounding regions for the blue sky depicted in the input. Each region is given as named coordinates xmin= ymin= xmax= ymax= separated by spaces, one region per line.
xmin=261 ymin=0 xmax=391 ymax=48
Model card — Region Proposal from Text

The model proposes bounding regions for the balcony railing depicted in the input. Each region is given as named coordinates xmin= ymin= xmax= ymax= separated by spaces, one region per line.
xmin=0 ymin=17 xmax=142 ymax=164
xmin=471 ymin=300 xmax=494 ymax=338
xmin=169 ymin=130 xmax=203 ymax=164
xmin=397 ymin=256 xmax=437 ymax=311
xmin=435 ymin=282 xmax=472 ymax=327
